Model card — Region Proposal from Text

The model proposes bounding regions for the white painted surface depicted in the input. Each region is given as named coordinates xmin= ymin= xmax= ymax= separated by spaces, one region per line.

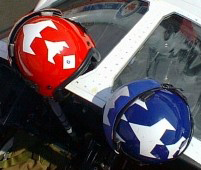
xmin=184 ymin=137 xmax=201 ymax=165
xmin=34 ymin=0 xmax=58 ymax=11
xmin=0 ymin=40 xmax=8 ymax=60
xmin=184 ymin=0 xmax=201 ymax=8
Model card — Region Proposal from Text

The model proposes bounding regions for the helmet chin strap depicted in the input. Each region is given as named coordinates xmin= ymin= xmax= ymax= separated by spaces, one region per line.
xmin=48 ymin=98 xmax=74 ymax=136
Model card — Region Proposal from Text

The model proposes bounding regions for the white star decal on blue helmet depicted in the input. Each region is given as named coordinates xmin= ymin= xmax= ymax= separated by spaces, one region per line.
xmin=103 ymin=86 xmax=130 ymax=126
xmin=118 ymin=102 xmax=189 ymax=160
xmin=116 ymin=133 xmax=126 ymax=143
xmin=130 ymin=99 xmax=148 ymax=110
xmin=129 ymin=118 xmax=176 ymax=158
xmin=121 ymin=114 xmax=128 ymax=121
xmin=166 ymin=136 xmax=187 ymax=159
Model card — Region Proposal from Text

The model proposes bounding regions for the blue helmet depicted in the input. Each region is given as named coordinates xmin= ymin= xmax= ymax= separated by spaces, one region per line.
xmin=103 ymin=79 xmax=193 ymax=164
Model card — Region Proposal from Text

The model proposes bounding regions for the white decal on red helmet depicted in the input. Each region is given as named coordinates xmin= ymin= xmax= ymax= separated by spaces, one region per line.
xmin=45 ymin=40 xmax=69 ymax=64
xmin=63 ymin=55 xmax=75 ymax=69
xmin=23 ymin=20 xmax=57 ymax=55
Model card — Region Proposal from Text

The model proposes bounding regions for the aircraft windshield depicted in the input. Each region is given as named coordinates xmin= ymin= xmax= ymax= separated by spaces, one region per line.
xmin=114 ymin=14 xmax=201 ymax=140
xmin=56 ymin=0 xmax=149 ymax=60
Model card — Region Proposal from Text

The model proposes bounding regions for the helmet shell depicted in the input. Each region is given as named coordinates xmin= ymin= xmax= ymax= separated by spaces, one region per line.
xmin=9 ymin=11 xmax=95 ymax=97
xmin=103 ymin=79 xmax=192 ymax=164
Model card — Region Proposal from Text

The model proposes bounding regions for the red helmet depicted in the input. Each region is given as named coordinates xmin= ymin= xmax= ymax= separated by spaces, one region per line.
xmin=8 ymin=9 xmax=99 ymax=98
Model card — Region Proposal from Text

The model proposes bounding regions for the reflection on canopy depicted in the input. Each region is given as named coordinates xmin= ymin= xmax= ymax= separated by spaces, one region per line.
xmin=56 ymin=0 xmax=149 ymax=61
xmin=114 ymin=14 xmax=201 ymax=139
